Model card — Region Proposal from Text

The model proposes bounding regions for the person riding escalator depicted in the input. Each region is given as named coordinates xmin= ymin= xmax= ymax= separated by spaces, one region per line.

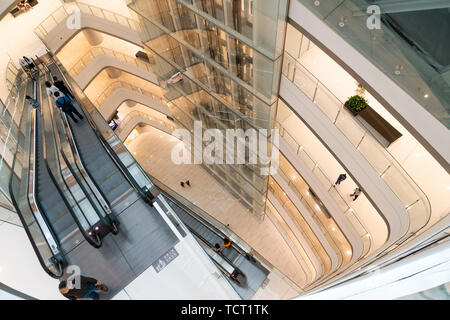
xmin=54 ymin=91 xmax=84 ymax=123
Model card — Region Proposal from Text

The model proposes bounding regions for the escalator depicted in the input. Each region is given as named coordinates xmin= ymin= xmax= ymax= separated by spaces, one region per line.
xmin=46 ymin=55 xmax=272 ymax=299
xmin=9 ymin=63 xmax=179 ymax=296
xmin=155 ymin=183 xmax=271 ymax=299
xmin=9 ymin=69 xmax=114 ymax=279
xmin=9 ymin=54 xmax=269 ymax=298
xmin=9 ymin=78 xmax=64 ymax=278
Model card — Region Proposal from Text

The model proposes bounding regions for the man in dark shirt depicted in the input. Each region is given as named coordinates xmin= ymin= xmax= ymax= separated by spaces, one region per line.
xmin=54 ymin=91 xmax=84 ymax=123
xmin=59 ymin=275 xmax=108 ymax=300
xmin=53 ymin=76 xmax=75 ymax=99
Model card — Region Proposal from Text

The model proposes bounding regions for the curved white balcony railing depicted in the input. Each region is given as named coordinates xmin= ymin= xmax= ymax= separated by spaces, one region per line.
xmin=115 ymin=110 xmax=176 ymax=138
xmin=277 ymin=154 xmax=349 ymax=268
xmin=282 ymin=51 xmax=431 ymax=242
xmin=68 ymin=47 xmax=153 ymax=78
xmin=269 ymin=178 xmax=331 ymax=282
xmin=276 ymin=120 xmax=372 ymax=258
xmin=93 ymin=81 xmax=163 ymax=108
xmin=34 ymin=2 xmax=137 ymax=40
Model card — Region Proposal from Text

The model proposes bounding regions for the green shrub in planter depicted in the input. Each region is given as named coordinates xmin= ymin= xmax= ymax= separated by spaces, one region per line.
xmin=346 ymin=95 xmax=368 ymax=113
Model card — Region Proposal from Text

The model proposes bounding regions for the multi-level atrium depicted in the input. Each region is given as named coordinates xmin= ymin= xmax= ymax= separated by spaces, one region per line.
xmin=0 ymin=0 xmax=448 ymax=301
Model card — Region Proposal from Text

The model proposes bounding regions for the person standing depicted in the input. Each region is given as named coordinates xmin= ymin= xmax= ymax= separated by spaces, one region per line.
xmin=58 ymin=275 xmax=108 ymax=300
xmin=25 ymin=95 xmax=40 ymax=111
xmin=45 ymin=81 xmax=64 ymax=101
xmin=223 ymin=238 xmax=232 ymax=248
xmin=54 ymin=92 xmax=84 ymax=123
xmin=185 ymin=180 xmax=191 ymax=187
xmin=350 ymin=187 xmax=362 ymax=201
xmin=53 ymin=76 xmax=74 ymax=99
xmin=180 ymin=181 xmax=185 ymax=188
xmin=335 ymin=173 xmax=347 ymax=185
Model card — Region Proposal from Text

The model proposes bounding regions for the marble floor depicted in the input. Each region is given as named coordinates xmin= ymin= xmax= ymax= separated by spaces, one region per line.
xmin=126 ymin=126 xmax=308 ymax=288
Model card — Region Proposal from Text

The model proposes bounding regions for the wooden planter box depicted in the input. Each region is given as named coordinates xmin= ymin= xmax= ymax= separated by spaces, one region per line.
xmin=345 ymin=101 xmax=402 ymax=146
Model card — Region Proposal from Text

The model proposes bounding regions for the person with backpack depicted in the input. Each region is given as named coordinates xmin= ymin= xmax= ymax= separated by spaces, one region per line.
xmin=45 ymin=81 xmax=64 ymax=102
xmin=53 ymin=76 xmax=74 ymax=99
xmin=54 ymin=91 xmax=84 ymax=123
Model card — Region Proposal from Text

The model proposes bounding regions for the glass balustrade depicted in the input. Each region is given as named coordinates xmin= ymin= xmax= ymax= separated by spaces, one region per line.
xmin=282 ymin=51 xmax=431 ymax=240
xmin=68 ymin=47 xmax=154 ymax=78
xmin=115 ymin=110 xmax=177 ymax=136
xmin=296 ymin=0 xmax=450 ymax=129
xmin=34 ymin=2 xmax=137 ymax=39
xmin=278 ymin=154 xmax=351 ymax=266
xmin=276 ymin=120 xmax=372 ymax=257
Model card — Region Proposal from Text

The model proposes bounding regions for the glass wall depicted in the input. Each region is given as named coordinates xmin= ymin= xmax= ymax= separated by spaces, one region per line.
xmin=128 ymin=0 xmax=289 ymax=216
xmin=297 ymin=0 xmax=450 ymax=128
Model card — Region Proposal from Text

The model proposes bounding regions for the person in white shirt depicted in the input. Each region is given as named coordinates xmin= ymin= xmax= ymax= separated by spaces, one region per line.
xmin=350 ymin=187 xmax=362 ymax=201
xmin=45 ymin=81 xmax=64 ymax=101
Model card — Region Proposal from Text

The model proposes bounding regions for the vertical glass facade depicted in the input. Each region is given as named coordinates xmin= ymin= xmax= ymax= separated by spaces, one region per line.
xmin=128 ymin=0 xmax=289 ymax=216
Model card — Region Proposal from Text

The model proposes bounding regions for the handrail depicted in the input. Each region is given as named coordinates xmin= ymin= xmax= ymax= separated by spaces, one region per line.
xmin=46 ymin=65 xmax=120 ymax=230
xmin=277 ymin=159 xmax=348 ymax=266
xmin=268 ymin=180 xmax=326 ymax=281
xmin=282 ymin=50 xmax=431 ymax=240
xmin=94 ymin=80 xmax=163 ymax=108
xmin=49 ymin=56 xmax=156 ymax=202
xmin=34 ymin=2 xmax=137 ymax=40
xmin=5 ymin=59 xmax=24 ymax=92
xmin=115 ymin=110 xmax=176 ymax=137
xmin=276 ymin=120 xmax=373 ymax=256
xmin=68 ymin=46 xmax=154 ymax=78
xmin=8 ymin=79 xmax=64 ymax=278
xmin=148 ymin=173 xmax=302 ymax=287
xmin=39 ymin=73 xmax=102 ymax=248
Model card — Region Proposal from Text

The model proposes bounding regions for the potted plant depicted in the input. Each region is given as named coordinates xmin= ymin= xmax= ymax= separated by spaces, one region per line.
xmin=345 ymin=94 xmax=369 ymax=116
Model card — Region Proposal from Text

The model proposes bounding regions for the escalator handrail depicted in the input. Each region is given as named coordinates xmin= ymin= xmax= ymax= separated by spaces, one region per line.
xmin=39 ymin=74 xmax=102 ymax=249
xmin=58 ymin=109 xmax=113 ymax=214
xmin=8 ymin=79 xmax=64 ymax=279
xmin=186 ymin=225 xmax=241 ymax=274
xmin=151 ymin=175 xmax=251 ymax=259
xmin=48 ymin=58 xmax=151 ymax=200
xmin=43 ymin=72 xmax=115 ymax=233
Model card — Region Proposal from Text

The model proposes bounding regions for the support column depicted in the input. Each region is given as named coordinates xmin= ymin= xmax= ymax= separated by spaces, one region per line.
xmin=83 ymin=29 xmax=103 ymax=46
xmin=106 ymin=67 xmax=121 ymax=79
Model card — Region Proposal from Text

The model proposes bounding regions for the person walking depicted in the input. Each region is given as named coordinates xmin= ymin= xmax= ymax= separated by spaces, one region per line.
xmin=211 ymin=243 xmax=222 ymax=252
xmin=223 ymin=237 xmax=232 ymax=248
xmin=19 ymin=56 xmax=35 ymax=78
xmin=335 ymin=173 xmax=347 ymax=185
xmin=350 ymin=187 xmax=361 ymax=201
xmin=180 ymin=181 xmax=185 ymax=188
xmin=54 ymin=92 xmax=84 ymax=123
xmin=53 ymin=76 xmax=74 ymax=99
xmin=25 ymin=95 xmax=40 ymax=111
xmin=45 ymin=81 xmax=64 ymax=101
xmin=59 ymin=275 xmax=108 ymax=300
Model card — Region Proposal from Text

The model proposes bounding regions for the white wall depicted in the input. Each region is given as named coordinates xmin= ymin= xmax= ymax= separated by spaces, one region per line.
xmin=0 ymin=0 xmax=64 ymax=101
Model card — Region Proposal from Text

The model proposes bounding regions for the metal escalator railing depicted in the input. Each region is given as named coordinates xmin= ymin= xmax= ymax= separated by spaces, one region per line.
xmin=38 ymin=73 xmax=102 ymax=248
xmin=43 ymin=71 xmax=119 ymax=236
xmin=8 ymin=79 xmax=64 ymax=278
xmin=48 ymin=56 xmax=158 ymax=203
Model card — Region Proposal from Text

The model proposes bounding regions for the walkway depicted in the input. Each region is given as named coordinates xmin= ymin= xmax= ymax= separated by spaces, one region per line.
xmin=125 ymin=126 xmax=308 ymax=287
